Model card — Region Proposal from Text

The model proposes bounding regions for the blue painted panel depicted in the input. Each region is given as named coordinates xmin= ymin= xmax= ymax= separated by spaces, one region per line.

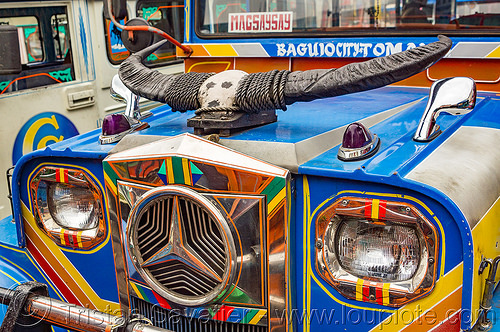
xmin=14 ymin=156 xmax=120 ymax=305
xmin=292 ymin=174 xmax=464 ymax=330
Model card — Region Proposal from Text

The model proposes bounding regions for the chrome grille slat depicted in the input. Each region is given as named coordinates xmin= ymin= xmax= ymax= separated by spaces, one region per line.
xmin=196 ymin=204 xmax=225 ymax=253
xmin=131 ymin=297 xmax=266 ymax=332
xmin=139 ymin=198 xmax=172 ymax=261
xmin=186 ymin=202 xmax=225 ymax=271
xmin=185 ymin=203 xmax=223 ymax=265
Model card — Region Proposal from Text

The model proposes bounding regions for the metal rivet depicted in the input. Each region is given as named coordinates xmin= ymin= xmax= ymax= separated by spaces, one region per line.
xmin=428 ymin=257 xmax=434 ymax=264
xmin=316 ymin=240 xmax=324 ymax=249
xmin=341 ymin=200 xmax=349 ymax=206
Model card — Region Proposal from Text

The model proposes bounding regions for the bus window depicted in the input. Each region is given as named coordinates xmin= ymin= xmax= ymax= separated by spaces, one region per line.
xmin=137 ymin=0 xmax=184 ymax=66
xmin=103 ymin=14 xmax=130 ymax=65
xmin=0 ymin=16 xmax=43 ymax=63
xmin=51 ymin=13 xmax=70 ymax=60
xmin=0 ymin=6 xmax=74 ymax=94
xmin=103 ymin=1 xmax=183 ymax=66
xmin=196 ymin=0 xmax=500 ymax=35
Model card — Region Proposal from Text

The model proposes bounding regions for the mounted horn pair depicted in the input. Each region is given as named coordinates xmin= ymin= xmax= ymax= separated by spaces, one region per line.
xmin=118 ymin=35 xmax=452 ymax=134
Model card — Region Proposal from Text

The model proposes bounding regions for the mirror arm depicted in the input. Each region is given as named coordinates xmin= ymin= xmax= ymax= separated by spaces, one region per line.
xmin=413 ymin=77 xmax=476 ymax=142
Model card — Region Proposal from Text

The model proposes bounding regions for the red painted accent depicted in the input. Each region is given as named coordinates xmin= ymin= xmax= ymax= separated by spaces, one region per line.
xmin=363 ymin=284 xmax=370 ymax=301
xmin=213 ymin=305 xmax=235 ymax=321
xmin=152 ymin=291 xmax=171 ymax=309
xmin=379 ymin=201 xmax=387 ymax=219
xmin=375 ymin=283 xmax=383 ymax=305
xmin=364 ymin=201 xmax=372 ymax=219
xmin=71 ymin=232 xmax=78 ymax=247
xmin=433 ymin=310 xmax=461 ymax=332
xmin=26 ymin=239 xmax=82 ymax=305
xmin=64 ymin=231 xmax=71 ymax=246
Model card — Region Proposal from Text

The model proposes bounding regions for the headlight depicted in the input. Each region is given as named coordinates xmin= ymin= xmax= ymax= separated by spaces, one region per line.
xmin=316 ymin=197 xmax=438 ymax=307
xmin=30 ymin=166 xmax=105 ymax=249
xmin=334 ymin=219 xmax=420 ymax=281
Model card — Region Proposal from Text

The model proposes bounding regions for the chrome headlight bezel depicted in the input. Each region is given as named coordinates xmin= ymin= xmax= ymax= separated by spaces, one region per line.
xmin=316 ymin=196 xmax=438 ymax=307
xmin=30 ymin=166 xmax=106 ymax=249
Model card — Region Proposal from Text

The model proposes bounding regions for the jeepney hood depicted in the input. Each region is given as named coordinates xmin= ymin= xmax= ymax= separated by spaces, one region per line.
xmin=23 ymin=85 xmax=500 ymax=226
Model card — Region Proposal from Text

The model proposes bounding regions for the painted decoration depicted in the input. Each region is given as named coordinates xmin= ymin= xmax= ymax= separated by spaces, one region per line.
xmin=12 ymin=112 xmax=79 ymax=164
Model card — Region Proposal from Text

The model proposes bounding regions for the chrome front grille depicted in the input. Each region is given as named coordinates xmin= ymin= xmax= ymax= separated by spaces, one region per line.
xmin=131 ymin=297 xmax=266 ymax=332
xmin=127 ymin=186 xmax=236 ymax=307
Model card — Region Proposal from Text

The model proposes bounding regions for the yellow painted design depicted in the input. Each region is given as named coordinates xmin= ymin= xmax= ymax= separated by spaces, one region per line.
xmin=249 ymin=309 xmax=267 ymax=325
xmin=287 ymin=181 xmax=292 ymax=331
xmin=185 ymin=0 xmax=190 ymax=42
xmin=470 ymin=197 xmax=500 ymax=326
xmin=204 ymin=44 xmax=238 ymax=57
xmin=356 ymin=279 xmax=364 ymax=301
xmin=22 ymin=203 xmax=120 ymax=313
xmin=486 ymin=46 xmax=500 ymax=58
xmin=0 ymin=270 xmax=20 ymax=285
xmin=166 ymin=157 xmax=175 ymax=184
xmin=383 ymin=283 xmax=390 ymax=306
xmin=23 ymin=115 xmax=60 ymax=155
xmin=59 ymin=169 xmax=65 ymax=183
xmin=0 ymin=245 xmax=64 ymax=300
xmin=268 ymin=187 xmax=286 ymax=213
xmin=372 ymin=199 xmax=380 ymax=219
xmin=187 ymin=61 xmax=232 ymax=73
xmin=77 ymin=232 xmax=83 ymax=248
xmin=370 ymin=263 xmax=463 ymax=332
xmin=37 ymin=135 xmax=64 ymax=149
xmin=302 ymin=176 xmax=309 ymax=332
xmin=182 ymin=158 xmax=192 ymax=186
xmin=60 ymin=229 xmax=66 ymax=246
xmin=130 ymin=282 xmax=144 ymax=300
xmin=104 ymin=171 xmax=117 ymax=196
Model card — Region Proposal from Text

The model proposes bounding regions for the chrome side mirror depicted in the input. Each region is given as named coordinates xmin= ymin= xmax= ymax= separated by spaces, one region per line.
xmin=413 ymin=77 xmax=476 ymax=142
xmin=100 ymin=75 xmax=151 ymax=144
xmin=110 ymin=74 xmax=141 ymax=119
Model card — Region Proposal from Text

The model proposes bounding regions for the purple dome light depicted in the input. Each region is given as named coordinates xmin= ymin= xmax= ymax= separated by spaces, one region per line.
xmin=102 ymin=114 xmax=131 ymax=136
xmin=342 ymin=122 xmax=371 ymax=149
xmin=338 ymin=122 xmax=380 ymax=161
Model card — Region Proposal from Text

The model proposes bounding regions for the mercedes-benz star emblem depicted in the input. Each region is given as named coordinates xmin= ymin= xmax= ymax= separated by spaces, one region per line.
xmin=141 ymin=196 xmax=223 ymax=283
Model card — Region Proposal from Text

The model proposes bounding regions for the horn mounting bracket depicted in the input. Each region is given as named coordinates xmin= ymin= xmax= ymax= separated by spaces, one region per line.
xmin=187 ymin=109 xmax=277 ymax=137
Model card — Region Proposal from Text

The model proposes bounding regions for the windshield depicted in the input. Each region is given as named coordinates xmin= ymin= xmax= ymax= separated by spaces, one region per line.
xmin=197 ymin=0 xmax=500 ymax=35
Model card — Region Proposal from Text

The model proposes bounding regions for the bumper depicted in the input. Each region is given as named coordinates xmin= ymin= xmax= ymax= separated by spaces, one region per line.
xmin=0 ymin=285 xmax=171 ymax=332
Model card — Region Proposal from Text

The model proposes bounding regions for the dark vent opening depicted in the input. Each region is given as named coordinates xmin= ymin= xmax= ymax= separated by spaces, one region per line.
xmin=131 ymin=296 xmax=267 ymax=332
xmin=137 ymin=197 xmax=173 ymax=262
xmin=147 ymin=260 xmax=219 ymax=297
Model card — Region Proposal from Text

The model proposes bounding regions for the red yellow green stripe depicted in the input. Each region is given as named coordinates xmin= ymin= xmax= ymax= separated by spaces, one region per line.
xmin=130 ymin=282 xmax=150 ymax=302
xmin=56 ymin=169 xmax=68 ymax=183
